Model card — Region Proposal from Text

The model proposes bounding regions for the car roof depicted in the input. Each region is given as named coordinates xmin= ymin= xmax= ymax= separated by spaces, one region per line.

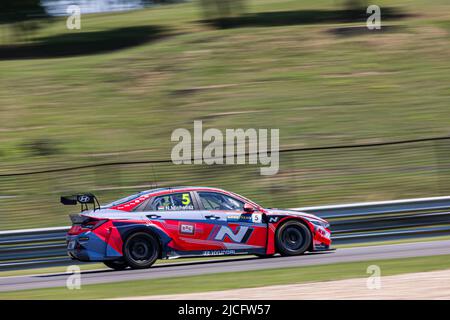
xmin=107 ymin=186 xmax=260 ymax=209
xmin=140 ymin=186 xmax=227 ymax=195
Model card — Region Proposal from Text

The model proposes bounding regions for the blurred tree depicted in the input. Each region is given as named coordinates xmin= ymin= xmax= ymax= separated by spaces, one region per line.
xmin=343 ymin=0 xmax=369 ymax=20
xmin=0 ymin=0 xmax=49 ymax=43
xmin=22 ymin=138 xmax=60 ymax=157
xmin=345 ymin=0 xmax=367 ymax=9
xmin=344 ymin=0 xmax=368 ymax=10
xmin=199 ymin=0 xmax=247 ymax=21
xmin=142 ymin=0 xmax=177 ymax=4
xmin=0 ymin=1 xmax=48 ymax=24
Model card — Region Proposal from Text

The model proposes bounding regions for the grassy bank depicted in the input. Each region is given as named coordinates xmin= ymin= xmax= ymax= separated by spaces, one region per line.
xmin=1 ymin=0 xmax=450 ymax=229
xmin=2 ymin=0 xmax=450 ymax=167
xmin=1 ymin=0 xmax=449 ymax=166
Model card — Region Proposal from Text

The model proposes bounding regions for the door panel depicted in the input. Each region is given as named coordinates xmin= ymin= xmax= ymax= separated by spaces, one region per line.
xmin=146 ymin=210 xmax=208 ymax=252
xmin=144 ymin=191 xmax=209 ymax=252
xmin=194 ymin=191 xmax=267 ymax=251
xmin=145 ymin=191 xmax=268 ymax=254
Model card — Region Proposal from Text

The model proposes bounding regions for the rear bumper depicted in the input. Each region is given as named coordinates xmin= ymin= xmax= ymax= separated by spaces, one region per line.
xmin=66 ymin=232 xmax=120 ymax=262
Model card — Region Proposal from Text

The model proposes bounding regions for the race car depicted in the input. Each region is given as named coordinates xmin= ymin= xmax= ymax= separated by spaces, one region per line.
xmin=63 ymin=187 xmax=332 ymax=270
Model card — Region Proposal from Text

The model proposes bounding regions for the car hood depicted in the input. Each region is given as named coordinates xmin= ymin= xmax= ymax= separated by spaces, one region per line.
xmin=265 ymin=208 xmax=327 ymax=223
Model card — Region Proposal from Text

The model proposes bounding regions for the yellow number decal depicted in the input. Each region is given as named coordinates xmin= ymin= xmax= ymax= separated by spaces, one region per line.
xmin=182 ymin=193 xmax=191 ymax=205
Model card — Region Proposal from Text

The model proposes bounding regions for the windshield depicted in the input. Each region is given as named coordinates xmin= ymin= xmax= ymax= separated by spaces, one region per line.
xmin=228 ymin=191 xmax=261 ymax=208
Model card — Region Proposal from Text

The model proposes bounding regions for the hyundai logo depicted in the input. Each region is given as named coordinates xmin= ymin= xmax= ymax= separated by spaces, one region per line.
xmin=77 ymin=195 xmax=91 ymax=203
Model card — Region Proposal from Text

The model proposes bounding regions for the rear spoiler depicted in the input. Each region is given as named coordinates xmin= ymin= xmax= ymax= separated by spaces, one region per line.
xmin=60 ymin=193 xmax=100 ymax=212
xmin=69 ymin=213 xmax=91 ymax=224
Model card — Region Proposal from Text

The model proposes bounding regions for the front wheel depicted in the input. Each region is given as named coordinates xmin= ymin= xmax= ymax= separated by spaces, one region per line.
xmin=123 ymin=232 xmax=159 ymax=269
xmin=275 ymin=221 xmax=311 ymax=256
xmin=103 ymin=259 xmax=128 ymax=271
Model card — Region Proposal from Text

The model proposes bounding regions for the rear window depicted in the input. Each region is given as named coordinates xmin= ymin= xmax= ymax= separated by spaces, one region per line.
xmin=104 ymin=192 xmax=144 ymax=207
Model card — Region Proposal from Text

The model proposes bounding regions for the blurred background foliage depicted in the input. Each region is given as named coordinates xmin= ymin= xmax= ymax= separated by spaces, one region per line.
xmin=0 ymin=0 xmax=49 ymax=42
xmin=0 ymin=0 xmax=449 ymax=229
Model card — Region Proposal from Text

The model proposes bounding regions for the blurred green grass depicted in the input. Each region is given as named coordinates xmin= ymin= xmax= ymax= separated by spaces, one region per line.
xmin=0 ymin=254 xmax=249 ymax=277
xmin=0 ymin=0 xmax=450 ymax=229
xmin=2 ymin=254 xmax=450 ymax=299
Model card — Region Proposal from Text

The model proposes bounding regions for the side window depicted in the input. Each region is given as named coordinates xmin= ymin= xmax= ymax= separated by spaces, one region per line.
xmin=198 ymin=192 xmax=244 ymax=211
xmin=132 ymin=199 xmax=151 ymax=212
xmin=150 ymin=193 xmax=194 ymax=211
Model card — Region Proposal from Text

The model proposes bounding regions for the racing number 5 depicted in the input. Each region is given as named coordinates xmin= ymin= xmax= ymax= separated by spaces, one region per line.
xmin=182 ymin=193 xmax=191 ymax=205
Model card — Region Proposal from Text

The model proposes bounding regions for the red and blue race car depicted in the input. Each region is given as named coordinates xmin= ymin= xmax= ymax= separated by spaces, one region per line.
xmin=63 ymin=187 xmax=332 ymax=270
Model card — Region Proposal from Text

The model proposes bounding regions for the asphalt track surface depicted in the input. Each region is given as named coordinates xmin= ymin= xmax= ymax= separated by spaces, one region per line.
xmin=2 ymin=240 xmax=450 ymax=292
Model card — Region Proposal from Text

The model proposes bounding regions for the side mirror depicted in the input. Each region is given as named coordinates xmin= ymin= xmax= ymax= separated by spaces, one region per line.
xmin=243 ymin=203 xmax=255 ymax=213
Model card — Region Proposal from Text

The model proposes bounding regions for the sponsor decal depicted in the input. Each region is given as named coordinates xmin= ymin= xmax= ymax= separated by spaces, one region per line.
xmin=202 ymin=250 xmax=236 ymax=256
xmin=227 ymin=214 xmax=262 ymax=223
xmin=179 ymin=223 xmax=195 ymax=235
xmin=252 ymin=213 xmax=262 ymax=223
xmin=268 ymin=216 xmax=280 ymax=223
xmin=227 ymin=214 xmax=252 ymax=222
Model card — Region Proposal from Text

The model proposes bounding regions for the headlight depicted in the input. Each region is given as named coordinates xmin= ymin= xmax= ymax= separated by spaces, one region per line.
xmin=310 ymin=220 xmax=330 ymax=229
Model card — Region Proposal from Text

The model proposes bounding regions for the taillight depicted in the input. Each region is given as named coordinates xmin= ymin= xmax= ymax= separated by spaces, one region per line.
xmin=81 ymin=219 xmax=107 ymax=230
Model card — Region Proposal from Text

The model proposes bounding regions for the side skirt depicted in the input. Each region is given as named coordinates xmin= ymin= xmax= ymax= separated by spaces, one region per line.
xmin=164 ymin=248 xmax=267 ymax=259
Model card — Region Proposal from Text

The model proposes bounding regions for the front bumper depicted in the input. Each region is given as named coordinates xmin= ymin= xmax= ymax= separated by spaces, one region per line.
xmin=312 ymin=225 xmax=332 ymax=251
xmin=313 ymin=243 xmax=333 ymax=251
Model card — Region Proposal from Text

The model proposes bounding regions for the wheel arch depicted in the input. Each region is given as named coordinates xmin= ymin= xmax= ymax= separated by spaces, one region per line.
xmin=269 ymin=217 xmax=314 ymax=254
xmin=120 ymin=225 xmax=166 ymax=259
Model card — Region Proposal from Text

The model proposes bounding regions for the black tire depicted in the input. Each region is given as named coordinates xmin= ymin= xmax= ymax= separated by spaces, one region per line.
xmin=275 ymin=220 xmax=312 ymax=256
xmin=123 ymin=232 xmax=159 ymax=269
xmin=103 ymin=259 xmax=128 ymax=271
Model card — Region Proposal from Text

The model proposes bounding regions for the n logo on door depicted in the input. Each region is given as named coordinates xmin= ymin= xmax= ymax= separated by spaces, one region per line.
xmin=214 ymin=226 xmax=253 ymax=243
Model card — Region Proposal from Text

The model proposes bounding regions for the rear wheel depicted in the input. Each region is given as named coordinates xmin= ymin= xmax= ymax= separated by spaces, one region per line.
xmin=103 ymin=259 xmax=128 ymax=271
xmin=275 ymin=220 xmax=311 ymax=256
xmin=123 ymin=232 xmax=159 ymax=269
